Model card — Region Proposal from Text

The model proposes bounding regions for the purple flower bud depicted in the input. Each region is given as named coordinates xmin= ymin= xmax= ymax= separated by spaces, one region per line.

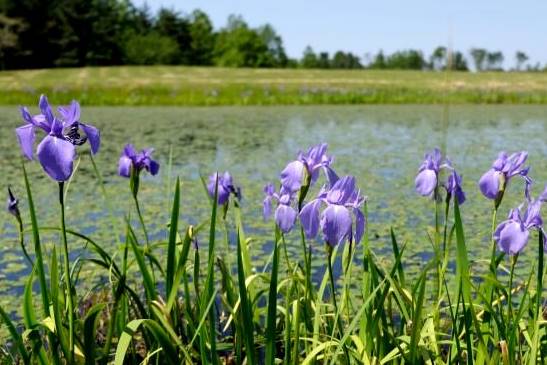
xmin=7 ymin=187 xmax=20 ymax=218
xmin=445 ymin=170 xmax=466 ymax=205
xmin=415 ymin=148 xmax=442 ymax=196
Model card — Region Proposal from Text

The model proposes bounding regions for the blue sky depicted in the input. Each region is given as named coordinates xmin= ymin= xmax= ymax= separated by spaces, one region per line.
xmin=134 ymin=0 xmax=547 ymax=68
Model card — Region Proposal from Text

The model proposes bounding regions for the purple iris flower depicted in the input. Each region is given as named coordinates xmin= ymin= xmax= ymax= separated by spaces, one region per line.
xmin=494 ymin=199 xmax=545 ymax=255
xmin=207 ymin=172 xmax=241 ymax=205
xmin=280 ymin=143 xmax=338 ymax=193
xmin=118 ymin=144 xmax=160 ymax=178
xmin=539 ymin=184 xmax=547 ymax=203
xmin=263 ymin=183 xmax=298 ymax=233
xmin=445 ymin=170 xmax=466 ymax=205
xmin=479 ymin=151 xmax=531 ymax=201
xmin=7 ymin=186 xmax=20 ymax=218
xmin=16 ymin=95 xmax=100 ymax=181
xmin=300 ymin=176 xmax=366 ymax=246
xmin=415 ymin=148 xmax=445 ymax=196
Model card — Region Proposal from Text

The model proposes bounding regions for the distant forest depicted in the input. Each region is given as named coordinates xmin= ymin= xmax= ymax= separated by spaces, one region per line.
xmin=0 ymin=0 xmax=544 ymax=71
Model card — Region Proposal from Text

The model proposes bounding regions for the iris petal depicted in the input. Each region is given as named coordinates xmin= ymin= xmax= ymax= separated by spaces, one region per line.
xmin=354 ymin=208 xmax=366 ymax=244
xmin=81 ymin=123 xmax=101 ymax=154
xmin=321 ymin=204 xmax=352 ymax=246
xmin=275 ymin=205 xmax=297 ymax=233
xmin=15 ymin=124 xmax=35 ymax=160
xmin=118 ymin=155 xmax=133 ymax=177
xmin=479 ymin=169 xmax=501 ymax=199
xmin=415 ymin=169 xmax=437 ymax=196
xmin=37 ymin=135 xmax=75 ymax=181
xmin=496 ymin=220 xmax=529 ymax=255
xmin=300 ymin=199 xmax=321 ymax=239
xmin=280 ymin=160 xmax=305 ymax=192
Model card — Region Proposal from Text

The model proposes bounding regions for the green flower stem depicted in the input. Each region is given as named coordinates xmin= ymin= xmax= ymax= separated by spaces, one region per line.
xmin=59 ymin=182 xmax=74 ymax=361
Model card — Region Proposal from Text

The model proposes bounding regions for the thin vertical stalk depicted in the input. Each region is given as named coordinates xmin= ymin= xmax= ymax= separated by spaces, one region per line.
xmin=537 ymin=232 xmax=544 ymax=318
xmin=59 ymin=182 xmax=74 ymax=361
xmin=326 ymin=245 xmax=348 ymax=364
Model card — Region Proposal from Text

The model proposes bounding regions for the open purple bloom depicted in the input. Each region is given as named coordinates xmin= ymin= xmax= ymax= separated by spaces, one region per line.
xmin=118 ymin=144 xmax=160 ymax=178
xmin=7 ymin=187 xmax=20 ymax=218
xmin=300 ymin=176 xmax=366 ymax=246
xmin=479 ymin=151 xmax=531 ymax=201
xmin=16 ymin=95 xmax=100 ymax=181
xmin=415 ymin=148 xmax=443 ymax=196
xmin=445 ymin=170 xmax=466 ymax=205
xmin=207 ymin=172 xmax=241 ymax=205
xmin=280 ymin=143 xmax=338 ymax=193
xmin=263 ymin=183 xmax=298 ymax=233
xmin=494 ymin=198 xmax=545 ymax=255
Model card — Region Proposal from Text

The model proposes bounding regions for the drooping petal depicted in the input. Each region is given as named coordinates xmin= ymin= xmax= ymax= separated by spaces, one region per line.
xmin=275 ymin=205 xmax=297 ymax=233
xmin=354 ymin=208 xmax=366 ymax=245
xmin=280 ymin=160 xmax=305 ymax=192
xmin=300 ymin=199 xmax=321 ymax=239
xmin=321 ymin=204 xmax=352 ymax=246
xmin=540 ymin=185 xmax=547 ymax=203
xmin=80 ymin=122 xmax=101 ymax=154
xmin=15 ymin=124 xmax=35 ymax=160
xmin=479 ymin=169 xmax=501 ymax=200
xmin=495 ymin=220 xmax=530 ymax=255
xmin=123 ymin=144 xmax=137 ymax=159
xmin=415 ymin=169 xmax=437 ymax=196
xmin=147 ymin=159 xmax=160 ymax=175
xmin=36 ymin=135 xmax=75 ymax=181
xmin=118 ymin=155 xmax=133 ymax=178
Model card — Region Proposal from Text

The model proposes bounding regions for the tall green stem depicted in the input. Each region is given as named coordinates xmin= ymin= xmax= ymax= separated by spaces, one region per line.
xmin=16 ymin=215 xmax=33 ymax=267
xmin=537 ymin=232 xmax=544 ymax=319
xmin=327 ymin=245 xmax=348 ymax=364
xmin=59 ymin=182 xmax=74 ymax=361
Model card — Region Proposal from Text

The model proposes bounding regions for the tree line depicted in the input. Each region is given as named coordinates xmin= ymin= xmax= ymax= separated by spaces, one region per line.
xmin=0 ymin=0 xmax=543 ymax=71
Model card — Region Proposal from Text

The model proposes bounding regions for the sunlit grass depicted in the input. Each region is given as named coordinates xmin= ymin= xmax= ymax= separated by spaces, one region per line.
xmin=1 ymin=66 xmax=547 ymax=105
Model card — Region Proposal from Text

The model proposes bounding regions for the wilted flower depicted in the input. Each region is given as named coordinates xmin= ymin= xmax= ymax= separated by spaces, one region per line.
xmin=263 ymin=183 xmax=298 ymax=233
xmin=479 ymin=151 xmax=531 ymax=202
xmin=445 ymin=170 xmax=466 ymax=205
xmin=118 ymin=144 xmax=160 ymax=178
xmin=16 ymin=95 xmax=100 ymax=181
xmin=207 ymin=172 xmax=241 ymax=205
xmin=6 ymin=186 xmax=20 ymax=218
xmin=494 ymin=198 xmax=545 ymax=255
xmin=280 ymin=143 xmax=338 ymax=193
xmin=300 ymin=176 xmax=365 ymax=246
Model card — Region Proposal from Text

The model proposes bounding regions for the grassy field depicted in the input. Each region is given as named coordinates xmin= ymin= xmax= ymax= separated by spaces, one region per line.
xmin=2 ymin=66 xmax=547 ymax=105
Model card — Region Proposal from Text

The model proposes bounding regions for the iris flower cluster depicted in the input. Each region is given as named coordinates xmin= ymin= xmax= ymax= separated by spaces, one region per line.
xmin=264 ymin=143 xmax=366 ymax=248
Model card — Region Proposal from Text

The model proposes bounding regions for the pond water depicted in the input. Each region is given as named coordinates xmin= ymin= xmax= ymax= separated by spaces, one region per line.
xmin=0 ymin=105 xmax=546 ymax=328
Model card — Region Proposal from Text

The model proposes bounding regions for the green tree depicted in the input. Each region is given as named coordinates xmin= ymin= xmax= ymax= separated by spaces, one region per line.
xmin=469 ymin=48 xmax=487 ymax=71
xmin=155 ymin=8 xmax=191 ymax=64
xmin=214 ymin=15 xmax=272 ymax=67
xmin=430 ymin=46 xmax=447 ymax=70
xmin=317 ymin=52 xmax=330 ymax=68
xmin=448 ymin=51 xmax=468 ymax=71
xmin=486 ymin=51 xmax=504 ymax=71
xmin=369 ymin=50 xmax=386 ymax=69
xmin=384 ymin=50 xmax=425 ymax=70
xmin=515 ymin=51 xmax=528 ymax=71
xmin=0 ymin=13 xmax=24 ymax=69
xmin=258 ymin=24 xmax=288 ymax=67
xmin=301 ymin=46 xmax=318 ymax=68
xmin=331 ymin=51 xmax=362 ymax=69
xmin=124 ymin=32 xmax=181 ymax=65
xmin=188 ymin=9 xmax=215 ymax=65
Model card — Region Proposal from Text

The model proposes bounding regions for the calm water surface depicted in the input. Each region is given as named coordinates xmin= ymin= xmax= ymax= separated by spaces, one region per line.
xmin=0 ymin=105 xmax=546 ymax=325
